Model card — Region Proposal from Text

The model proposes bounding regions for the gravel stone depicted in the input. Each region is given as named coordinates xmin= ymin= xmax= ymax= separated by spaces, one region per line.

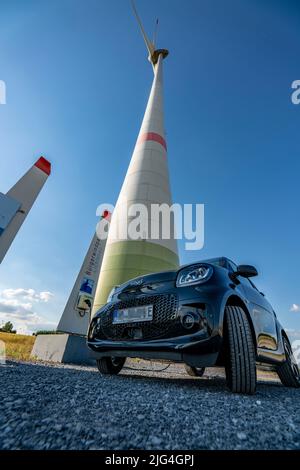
xmin=0 ymin=359 xmax=299 ymax=449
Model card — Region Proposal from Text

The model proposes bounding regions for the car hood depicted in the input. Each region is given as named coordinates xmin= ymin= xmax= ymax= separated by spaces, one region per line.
xmin=114 ymin=269 xmax=178 ymax=295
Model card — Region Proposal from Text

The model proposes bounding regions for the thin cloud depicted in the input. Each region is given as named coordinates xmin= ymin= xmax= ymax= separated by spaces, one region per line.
xmin=286 ymin=329 xmax=300 ymax=339
xmin=2 ymin=288 xmax=54 ymax=303
xmin=290 ymin=304 xmax=300 ymax=312
xmin=0 ymin=310 xmax=56 ymax=334
xmin=0 ymin=300 xmax=33 ymax=315
xmin=39 ymin=292 xmax=54 ymax=302
xmin=0 ymin=288 xmax=55 ymax=334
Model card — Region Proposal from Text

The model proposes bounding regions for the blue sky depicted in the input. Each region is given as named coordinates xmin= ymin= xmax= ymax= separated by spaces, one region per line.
xmin=0 ymin=0 xmax=299 ymax=336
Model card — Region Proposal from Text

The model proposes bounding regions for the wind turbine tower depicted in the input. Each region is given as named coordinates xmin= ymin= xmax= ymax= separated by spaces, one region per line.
xmin=92 ymin=1 xmax=179 ymax=314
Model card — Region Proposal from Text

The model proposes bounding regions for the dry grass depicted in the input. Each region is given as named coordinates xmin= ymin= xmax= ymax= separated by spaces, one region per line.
xmin=0 ymin=332 xmax=35 ymax=361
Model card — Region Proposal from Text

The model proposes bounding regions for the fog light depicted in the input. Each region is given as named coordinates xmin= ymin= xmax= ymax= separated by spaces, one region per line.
xmin=181 ymin=313 xmax=195 ymax=330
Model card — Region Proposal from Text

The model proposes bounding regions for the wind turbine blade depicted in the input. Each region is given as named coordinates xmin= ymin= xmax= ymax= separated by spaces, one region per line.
xmin=131 ymin=0 xmax=155 ymax=57
xmin=0 ymin=157 xmax=51 ymax=263
xmin=153 ymin=18 xmax=159 ymax=49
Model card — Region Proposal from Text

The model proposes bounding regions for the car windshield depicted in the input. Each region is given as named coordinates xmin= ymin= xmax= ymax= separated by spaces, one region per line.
xmin=202 ymin=257 xmax=237 ymax=272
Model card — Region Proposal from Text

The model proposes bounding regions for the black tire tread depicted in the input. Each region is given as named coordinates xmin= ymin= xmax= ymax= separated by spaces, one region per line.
xmin=96 ymin=357 xmax=125 ymax=375
xmin=277 ymin=339 xmax=300 ymax=388
xmin=225 ymin=305 xmax=257 ymax=394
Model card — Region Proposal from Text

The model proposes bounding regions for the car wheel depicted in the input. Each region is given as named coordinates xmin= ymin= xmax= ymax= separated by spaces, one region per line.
xmin=277 ymin=337 xmax=300 ymax=388
xmin=224 ymin=305 xmax=257 ymax=394
xmin=96 ymin=357 xmax=126 ymax=375
xmin=184 ymin=365 xmax=205 ymax=377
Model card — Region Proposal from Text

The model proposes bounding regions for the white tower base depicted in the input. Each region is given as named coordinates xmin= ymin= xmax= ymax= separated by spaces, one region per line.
xmin=30 ymin=334 xmax=95 ymax=366
xmin=32 ymin=212 xmax=112 ymax=365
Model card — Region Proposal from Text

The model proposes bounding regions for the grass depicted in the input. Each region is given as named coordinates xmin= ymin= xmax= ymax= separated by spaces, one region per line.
xmin=0 ymin=332 xmax=35 ymax=361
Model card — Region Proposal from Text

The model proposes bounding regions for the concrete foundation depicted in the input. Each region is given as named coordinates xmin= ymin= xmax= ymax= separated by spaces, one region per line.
xmin=31 ymin=334 xmax=95 ymax=366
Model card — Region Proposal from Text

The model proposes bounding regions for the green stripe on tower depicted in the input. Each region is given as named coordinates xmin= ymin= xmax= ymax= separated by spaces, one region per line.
xmin=92 ymin=240 xmax=179 ymax=311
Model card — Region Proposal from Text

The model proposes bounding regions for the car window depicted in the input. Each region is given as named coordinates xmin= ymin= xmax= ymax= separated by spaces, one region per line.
xmin=202 ymin=258 xmax=225 ymax=268
xmin=203 ymin=257 xmax=237 ymax=273
xmin=227 ymin=260 xmax=237 ymax=273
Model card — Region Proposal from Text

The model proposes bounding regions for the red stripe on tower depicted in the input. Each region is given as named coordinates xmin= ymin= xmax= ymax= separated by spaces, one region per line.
xmin=35 ymin=157 xmax=51 ymax=176
xmin=138 ymin=132 xmax=167 ymax=151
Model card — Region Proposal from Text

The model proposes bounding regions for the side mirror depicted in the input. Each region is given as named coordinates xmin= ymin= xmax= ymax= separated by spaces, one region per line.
xmin=232 ymin=265 xmax=258 ymax=280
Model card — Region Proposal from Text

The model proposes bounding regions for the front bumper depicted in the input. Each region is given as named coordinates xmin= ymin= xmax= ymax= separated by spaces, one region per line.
xmin=88 ymin=330 xmax=222 ymax=368
xmin=88 ymin=289 xmax=224 ymax=367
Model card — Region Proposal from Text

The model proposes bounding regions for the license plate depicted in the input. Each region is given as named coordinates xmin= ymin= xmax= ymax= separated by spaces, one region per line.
xmin=112 ymin=305 xmax=153 ymax=325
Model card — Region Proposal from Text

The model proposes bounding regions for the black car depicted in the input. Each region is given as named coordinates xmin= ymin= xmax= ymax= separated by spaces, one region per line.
xmin=87 ymin=257 xmax=300 ymax=394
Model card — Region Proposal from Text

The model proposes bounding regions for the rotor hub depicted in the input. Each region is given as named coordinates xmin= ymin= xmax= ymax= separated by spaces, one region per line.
xmin=151 ymin=49 xmax=169 ymax=64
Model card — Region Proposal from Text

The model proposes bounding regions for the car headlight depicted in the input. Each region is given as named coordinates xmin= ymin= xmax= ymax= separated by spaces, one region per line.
xmin=176 ymin=264 xmax=213 ymax=287
xmin=107 ymin=286 xmax=119 ymax=303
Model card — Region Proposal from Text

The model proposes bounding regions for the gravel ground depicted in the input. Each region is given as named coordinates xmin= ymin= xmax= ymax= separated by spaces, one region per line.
xmin=0 ymin=359 xmax=299 ymax=450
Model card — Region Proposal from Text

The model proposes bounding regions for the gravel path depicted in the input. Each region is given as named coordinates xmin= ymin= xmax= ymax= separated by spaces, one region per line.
xmin=0 ymin=359 xmax=299 ymax=450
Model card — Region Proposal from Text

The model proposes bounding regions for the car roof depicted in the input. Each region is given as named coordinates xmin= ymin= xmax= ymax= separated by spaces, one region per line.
xmin=201 ymin=257 xmax=236 ymax=267
xmin=178 ymin=257 xmax=237 ymax=271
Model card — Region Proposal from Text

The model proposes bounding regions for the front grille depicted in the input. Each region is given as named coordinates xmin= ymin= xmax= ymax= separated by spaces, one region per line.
xmin=95 ymin=294 xmax=182 ymax=341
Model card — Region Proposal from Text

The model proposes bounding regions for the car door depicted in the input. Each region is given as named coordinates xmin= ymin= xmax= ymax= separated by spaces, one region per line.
xmin=240 ymin=278 xmax=278 ymax=351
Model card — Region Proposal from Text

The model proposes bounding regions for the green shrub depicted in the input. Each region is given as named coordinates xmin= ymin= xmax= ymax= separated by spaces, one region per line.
xmin=33 ymin=330 xmax=62 ymax=336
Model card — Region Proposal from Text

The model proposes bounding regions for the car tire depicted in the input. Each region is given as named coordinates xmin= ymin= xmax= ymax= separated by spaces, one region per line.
xmin=224 ymin=305 xmax=257 ymax=394
xmin=96 ymin=357 xmax=126 ymax=375
xmin=277 ymin=337 xmax=300 ymax=388
xmin=184 ymin=365 xmax=205 ymax=377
